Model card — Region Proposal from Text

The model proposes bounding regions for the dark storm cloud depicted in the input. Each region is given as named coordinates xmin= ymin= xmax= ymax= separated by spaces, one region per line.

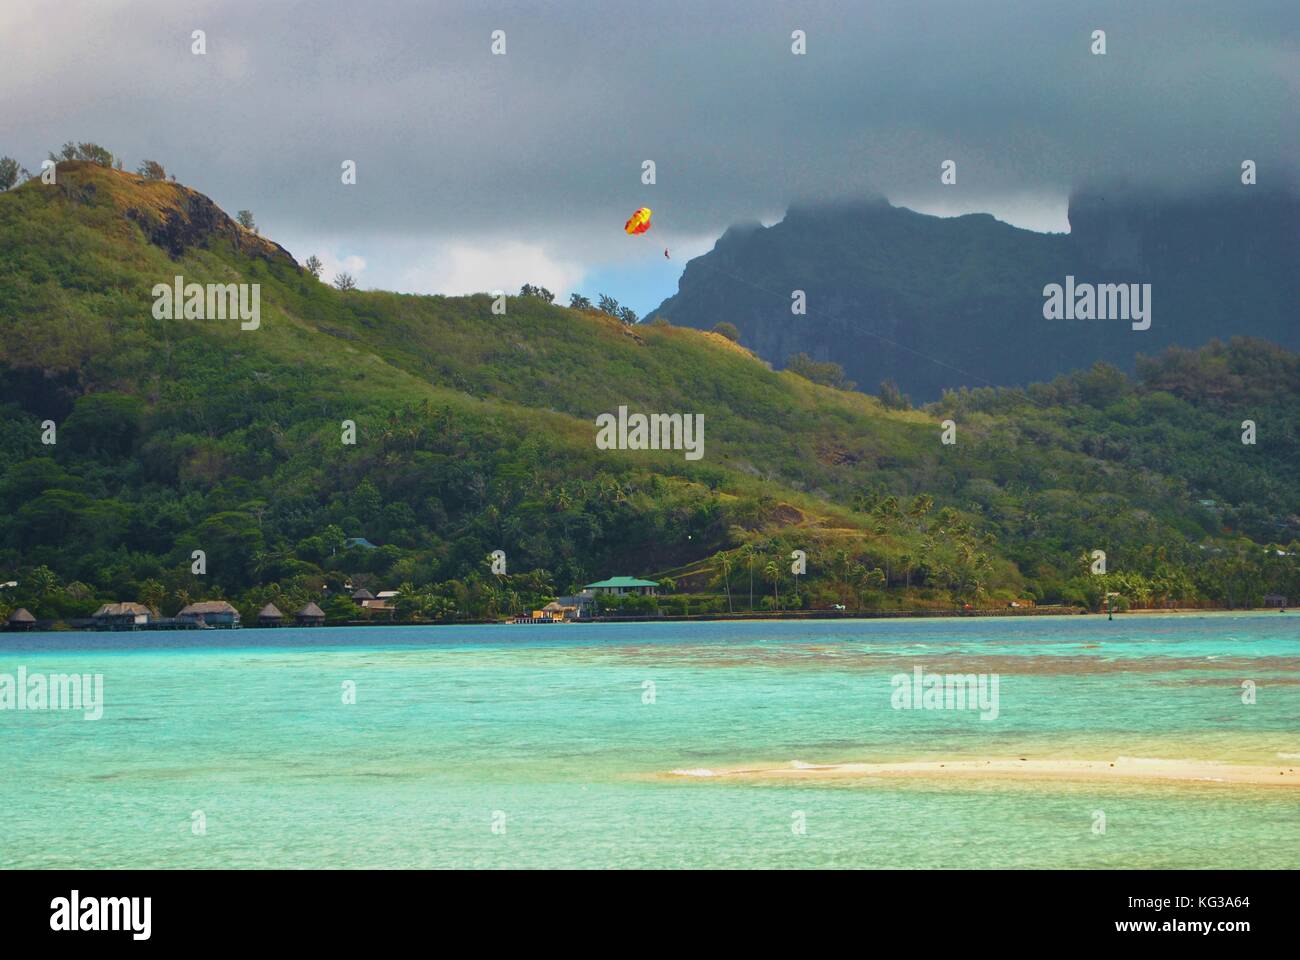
xmin=2 ymin=0 xmax=1294 ymax=272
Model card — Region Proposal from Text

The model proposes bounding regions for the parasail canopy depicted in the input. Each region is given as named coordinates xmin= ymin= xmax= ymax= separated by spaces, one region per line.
xmin=624 ymin=207 xmax=652 ymax=235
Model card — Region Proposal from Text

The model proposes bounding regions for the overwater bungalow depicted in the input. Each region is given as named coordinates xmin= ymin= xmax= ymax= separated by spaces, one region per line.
xmin=296 ymin=602 xmax=326 ymax=626
xmin=5 ymin=608 xmax=35 ymax=631
xmin=91 ymin=601 xmax=153 ymax=630
xmin=541 ymin=601 xmax=573 ymax=620
xmin=257 ymin=603 xmax=285 ymax=627
xmin=177 ymin=601 xmax=241 ymax=628
xmin=511 ymin=600 xmax=584 ymax=624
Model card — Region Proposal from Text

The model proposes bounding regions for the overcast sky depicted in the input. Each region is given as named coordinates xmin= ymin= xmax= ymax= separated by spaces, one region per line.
xmin=2 ymin=0 xmax=1295 ymax=313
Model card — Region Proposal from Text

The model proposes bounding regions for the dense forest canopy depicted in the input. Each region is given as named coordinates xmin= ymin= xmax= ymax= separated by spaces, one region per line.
xmin=0 ymin=159 xmax=1296 ymax=624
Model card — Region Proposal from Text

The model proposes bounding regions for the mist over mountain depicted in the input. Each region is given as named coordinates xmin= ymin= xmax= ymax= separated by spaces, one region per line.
xmin=647 ymin=189 xmax=1300 ymax=400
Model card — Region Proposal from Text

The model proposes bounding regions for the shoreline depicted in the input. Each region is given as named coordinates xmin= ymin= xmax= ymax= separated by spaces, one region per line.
xmin=6 ymin=606 xmax=1291 ymax=634
xmin=586 ymin=607 xmax=1290 ymax=625
xmin=665 ymin=755 xmax=1300 ymax=788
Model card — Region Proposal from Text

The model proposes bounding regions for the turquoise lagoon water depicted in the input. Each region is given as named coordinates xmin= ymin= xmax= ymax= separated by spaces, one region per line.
xmin=2 ymin=614 xmax=1297 ymax=868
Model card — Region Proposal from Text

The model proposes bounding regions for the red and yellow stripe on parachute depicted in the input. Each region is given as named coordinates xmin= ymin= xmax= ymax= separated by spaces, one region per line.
xmin=624 ymin=207 xmax=652 ymax=235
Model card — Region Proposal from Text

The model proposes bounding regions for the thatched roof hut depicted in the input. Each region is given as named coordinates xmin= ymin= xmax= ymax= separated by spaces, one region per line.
xmin=6 ymin=607 xmax=36 ymax=630
xmin=257 ymin=603 xmax=285 ymax=626
xmin=177 ymin=600 xmax=241 ymax=627
xmin=351 ymin=588 xmax=375 ymax=602
xmin=92 ymin=602 xmax=153 ymax=618
xmin=178 ymin=600 xmax=237 ymax=615
xmin=91 ymin=602 xmax=153 ymax=627
xmin=296 ymin=601 xmax=326 ymax=626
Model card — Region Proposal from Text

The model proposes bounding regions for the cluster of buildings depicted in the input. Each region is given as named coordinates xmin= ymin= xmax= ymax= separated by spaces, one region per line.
xmin=77 ymin=584 xmax=402 ymax=631
xmin=513 ymin=577 xmax=659 ymax=623
xmin=3 ymin=577 xmax=663 ymax=631
xmin=347 ymin=588 xmax=399 ymax=616
xmin=254 ymin=588 xmax=396 ymax=627
xmin=4 ymin=600 xmax=260 ymax=631
xmin=88 ymin=600 xmax=249 ymax=630
xmin=0 ymin=601 xmax=309 ymax=631
xmin=77 ymin=598 xmax=352 ymax=630
xmin=255 ymin=602 xmax=325 ymax=627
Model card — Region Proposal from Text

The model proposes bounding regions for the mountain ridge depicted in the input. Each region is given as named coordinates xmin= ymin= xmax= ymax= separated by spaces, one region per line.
xmin=0 ymin=160 xmax=1296 ymax=623
xmin=648 ymin=189 xmax=1300 ymax=401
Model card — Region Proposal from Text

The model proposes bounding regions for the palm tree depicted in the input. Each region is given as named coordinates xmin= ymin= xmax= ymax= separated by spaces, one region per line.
xmin=480 ymin=583 xmax=503 ymax=619
xmin=740 ymin=543 xmax=757 ymax=611
xmin=139 ymin=578 xmax=167 ymax=616
xmin=28 ymin=565 xmax=58 ymax=599
xmin=848 ymin=562 xmax=866 ymax=610
xmin=764 ymin=559 xmax=781 ymax=610
xmin=252 ymin=548 xmax=283 ymax=581
xmin=552 ymin=486 xmax=573 ymax=512
xmin=718 ymin=551 xmax=734 ymax=613
xmin=853 ymin=490 xmax=880 ymax=514
xmin=834 ymin=549 xmax=852 ymax=605
xmin=908 ymin=494 xmax=934 ymax=531
xmin=393 ymin=581 xmax=420 ymax=620
xmin=860 ymin=566 xmax=886 ymax=608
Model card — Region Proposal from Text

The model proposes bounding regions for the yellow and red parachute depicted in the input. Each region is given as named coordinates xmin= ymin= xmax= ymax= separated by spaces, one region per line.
xmin=624 ymin=206 xmax=652 ymax=235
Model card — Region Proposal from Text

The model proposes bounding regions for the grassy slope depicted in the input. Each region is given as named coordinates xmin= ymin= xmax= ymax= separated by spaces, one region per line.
xmin=0 ymin=162 xmax=1295 ymax=617
xmin=0 ymin=163 xmax=938 ymax=509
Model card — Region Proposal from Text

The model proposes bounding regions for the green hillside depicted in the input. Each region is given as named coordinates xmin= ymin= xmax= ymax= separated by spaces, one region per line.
xmin=0 ymin=160 xmax=1296 ymax=623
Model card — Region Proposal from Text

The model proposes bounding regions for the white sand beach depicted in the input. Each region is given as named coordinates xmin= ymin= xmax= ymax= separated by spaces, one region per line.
xmin=668 ymin=755 xmax=1300 ymax=787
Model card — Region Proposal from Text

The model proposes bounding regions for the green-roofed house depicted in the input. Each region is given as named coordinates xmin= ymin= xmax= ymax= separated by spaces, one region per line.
xmin=582 ymin=576 xmax=659 ymax=597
